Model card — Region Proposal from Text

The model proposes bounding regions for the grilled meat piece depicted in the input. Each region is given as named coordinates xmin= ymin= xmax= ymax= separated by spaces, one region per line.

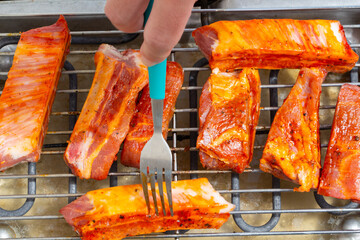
xmin=60 ymin=178 xmax=235 ymax=240
xmin=121 ymin=62 xmax=184 ymax=168
xmin=318 ymin=84 xmax=360 ymax=201
xmin=64 ymin=44 xmax=148 ymax=180
xmin=193 ymin=19 xmax=358 ymax=73
xmin=197 ymin=68 xmax=261 ymax=173
xmin=260 ymin=68 xmax=327 ymax=192
xmin=0 ymin=16 xmax=70 ymax=171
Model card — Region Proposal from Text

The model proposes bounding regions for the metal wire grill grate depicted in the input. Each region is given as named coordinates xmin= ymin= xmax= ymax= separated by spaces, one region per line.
xmin=1 ymin=4 xmax=360 ymax=239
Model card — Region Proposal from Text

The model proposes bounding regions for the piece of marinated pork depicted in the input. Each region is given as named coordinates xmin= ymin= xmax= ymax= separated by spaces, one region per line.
xmin=121 ymin=62 xmax=184 ymax=168
xmin=64 ymin=45 xmax=148 ymax=180
xmin=197 ymin=68 xmax=261 ymax=173
xmin=60 ymin=178 xmax=235 ymax=240
xmin=260 ymin=68 xmax=327 ymax=192
xmin=0 ymin=16 xmax=70 ymax=171
xmin=318 ymin=84 xmax=360 ymax=201
xmin=193 ymin=19 xmax=358 ymax=73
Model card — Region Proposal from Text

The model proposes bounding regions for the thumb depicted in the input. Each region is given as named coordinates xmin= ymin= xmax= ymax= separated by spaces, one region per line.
xmin=140 ymin=0 xmax=196 ymax=66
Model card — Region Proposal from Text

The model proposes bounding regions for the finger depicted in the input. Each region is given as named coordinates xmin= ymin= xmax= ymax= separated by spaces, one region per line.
xmin=140 ymin=0 xmax=196 ymax=66
xmin=104 ymin=0 xmax=149 ymax=33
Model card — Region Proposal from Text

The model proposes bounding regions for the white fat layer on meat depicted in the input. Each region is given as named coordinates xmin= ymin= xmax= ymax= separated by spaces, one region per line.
xmin=119 ymin=51 xmax=146 ymax=71
xmin=75 ymin=132 xmax=94 ymax=178
xmin=3 ymin=138 xmax=32 ymax=160
xmin=211 ymin=39 xmax=219 ymax=52
xmin=200 ymin=183 xmax=214 ymax=201
xmin=100 ymin=44 xmax=145 ymax=68
xmin=132 ymin=52 xmax=145 ymax=68
xmin=171 ymin=182 xmax=234 ymax=214
xmin=200 ymin=182 xmax=235 ymax=214
xmin=184 ymin=189 xmax=198 ymax=197
xmin=212 ymin=67 xmax=220 ymax=74
xmin=330 ymin=22 xmax=343 ymax=43
xmin=317 ymin=25 xmax=328 ymax=47
xmin=212 ymin=67 xmax=236 ymax=77
xmin=118 ymin=51 xmax=136 ymax=62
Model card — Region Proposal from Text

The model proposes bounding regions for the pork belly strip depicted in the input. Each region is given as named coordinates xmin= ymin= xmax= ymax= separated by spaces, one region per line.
xmin=260 ymin=68 xmax=327 ymax=192
xmin=60 ymin=178 xmax=235 ymax=240
xmin=318 ymin=84 xmax=360 ymax=201
xmin=193 ymin=19 xmax=358 ymax=73
xmin=0 ymin=16 xmax=70 ymax=171
xmin=121 ymin=62 xmax=184 ymax=168
xmin=197 ymin=68 xmax=261 ymax=173
xmin=64 ymin=45 xmax=148 ymax=180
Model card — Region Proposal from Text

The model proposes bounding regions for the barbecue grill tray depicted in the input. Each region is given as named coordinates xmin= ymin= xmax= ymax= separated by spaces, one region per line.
xmin=0 ymin=0 xmax=360 ymax=239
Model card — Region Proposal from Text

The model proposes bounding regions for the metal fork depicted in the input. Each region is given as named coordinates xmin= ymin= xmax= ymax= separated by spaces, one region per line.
xmin=140 ymin=97 xmax=173 ymax=216
xmin=139 ymin=0 xmax=173 ymax=216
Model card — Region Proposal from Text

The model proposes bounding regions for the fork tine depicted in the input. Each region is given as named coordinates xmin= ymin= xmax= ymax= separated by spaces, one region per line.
xmin=140 ymin=172 xmax=151 ymax=215
xmin=165 ymin=169 xmax=174 ymax=216
xmin=157 ymin=168 xmax=166 ymax=216
xmin=149 ymin=168 xmax=159 ymax=215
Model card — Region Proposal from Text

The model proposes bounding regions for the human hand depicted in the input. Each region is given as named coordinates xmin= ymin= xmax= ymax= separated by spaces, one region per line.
xmin=105 ymin=0 xmax=196 ymax=66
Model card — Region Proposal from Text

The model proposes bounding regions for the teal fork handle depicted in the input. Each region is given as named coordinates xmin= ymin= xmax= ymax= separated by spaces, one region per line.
xmin=144 ymin=0 xmax=167 ymax=100
xmin=144 ymin=0 xmax=154 ymax=25
xmin=148 ymin=60 xmax=167 ymax=99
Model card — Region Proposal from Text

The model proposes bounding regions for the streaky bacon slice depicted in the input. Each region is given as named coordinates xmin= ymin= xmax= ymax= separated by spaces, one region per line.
xmin=0 ymin=16 xmax=70 ymax=171
xmin=192 ymin=19 xmax=358 ymax=73
xmin=318 ymin=84 xmax=360 ymax=201
xmin=197 ymin=68 xmax=261 ymax=173
xmin=64 ymin=44 xmax=148 ymax=180
xmin=60 ymin=178 xmax=235 ymax=240
xmin=121 ymin=62 xmax=184 ymax=168
xmin=260 ymin=68 xmax=327 ymax=192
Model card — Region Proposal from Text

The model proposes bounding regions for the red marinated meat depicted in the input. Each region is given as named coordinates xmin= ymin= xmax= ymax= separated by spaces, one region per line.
xmin=193 ymin=19 xmax=358 ymax=73
xmin=0 ymin=16 xmax=70 ymax=171
xmin=197 ymin=68 xmax=261 ymax=173
xmin=260 ymin=68 xmax=327 ymax=192
xmin=121 ymin=62 xmax=184 ymax=168
xmin=60 ymin=178 xmax=234 ymax=240
xmin=318 ymin=84 xmax=360 ymax=201
xmin=64 ymin=45 xmax=148 ymax=180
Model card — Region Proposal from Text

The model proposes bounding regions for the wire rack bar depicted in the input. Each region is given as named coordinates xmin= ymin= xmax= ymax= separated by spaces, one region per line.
xmin=0 ymin=169 xmax=254 ymax=179
xmin=0 ymin=189 xmax=301 ymax=199
xmin=0 ymin=47 xmax=200 ymax=55
xmin=121 ymin=230 xmax=360 ymax=238
xmin=190 ymin=7 xmax=360 ymax=13
xmin=2 ymin=67 xmax=360 ymax=76
xmin=0 ymin=22 xmax=360 ymax=37
xmin=0 ymin=190 xmax=297 ymax=199
xmin=43 ymin=124 xmax=330 ymax=135
xmin=0 ymin=82 xmax=358 ymax=96
xmin=3 ymin=41 xmax=360 ymax=56
xmin=46 ymin=105 xmax=336 ymax=118
xmin=5 ymin=230 xmax=360 ymax=239
xmin=39 ymin=143 xmax=335 ymax=155
xmin=0 ymin=81 xmax=355 ymax=95
xmin=0 ymin=188 xmax=312 ymax=198
xmin=0 ymin=67 xmax=210 ymax=76
xmin=1 ymin=207 xmax=360 ymax=221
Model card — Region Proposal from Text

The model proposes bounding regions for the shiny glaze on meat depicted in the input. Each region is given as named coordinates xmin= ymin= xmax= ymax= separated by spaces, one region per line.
xmin=193 ymin=19 xmax=358 ymax=73
xmin=64 ymin=45 xmax=148 ymax=180
xmin=197 ymin=68 xmax=261 ymax=173
xmin=0 ymin=16 xmax=70 ymax=171
xmin=318 ymin=84 xmax=360 ymax=201
xmin=260 ymin=68 xmax=327 ymax=192
xmin=121 ymin=62 xmax=184 ymax=168
xmin=60 ymin=178 xmax=235 ymax=240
